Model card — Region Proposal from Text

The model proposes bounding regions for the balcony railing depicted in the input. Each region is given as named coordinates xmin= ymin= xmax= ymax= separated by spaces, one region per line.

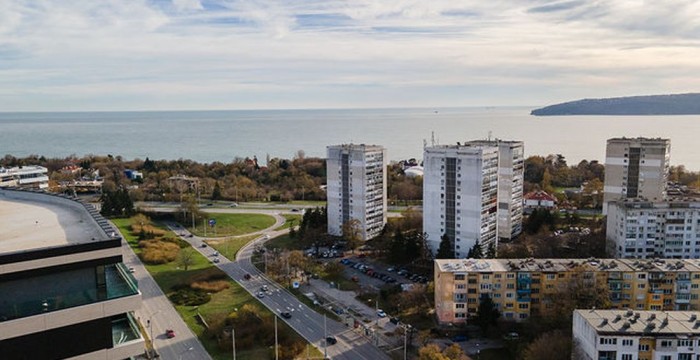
xmin=0 ymin=263 xmax=138 ymax=322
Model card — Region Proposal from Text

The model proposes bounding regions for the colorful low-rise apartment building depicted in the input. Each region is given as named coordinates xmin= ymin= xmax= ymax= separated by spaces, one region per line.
xmin=434 ymin=258 xmax=700 ymax=324
xmin=573 ymin=309 xmax=700 ymax=360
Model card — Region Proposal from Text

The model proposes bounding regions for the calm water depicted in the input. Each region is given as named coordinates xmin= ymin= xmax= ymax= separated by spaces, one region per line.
xmin=1 ymin=107 xmax=700 ymax=170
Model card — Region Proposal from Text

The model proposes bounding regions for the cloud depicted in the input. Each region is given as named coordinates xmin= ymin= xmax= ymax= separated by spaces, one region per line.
xmin=172 ymin=0 xmax=204 ymax=12
xmin=0 ymin=0 xmax=699 ymax=110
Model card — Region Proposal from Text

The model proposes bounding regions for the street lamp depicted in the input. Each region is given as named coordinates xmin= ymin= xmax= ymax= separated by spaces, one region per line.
xmin=146 ymin=310 xmax=161 ymax=359
xmin=178 ymin=346 xmax=194 ymax=360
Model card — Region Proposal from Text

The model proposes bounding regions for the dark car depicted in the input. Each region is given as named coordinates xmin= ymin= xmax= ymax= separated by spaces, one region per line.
xmin=390 ymin=317 xmax=400 ymax=325
xmin=281 ymin=312 xmax=292 ymax=319
xmin=325 ymin=336 xmax=337 ymax=345
xmin=165 ymin=329 xmax=175 ymax=338
xmin=451 ymin=335 xmax=468 ymax=342
xmin=243 ymin=273 xmax=252 ymax=280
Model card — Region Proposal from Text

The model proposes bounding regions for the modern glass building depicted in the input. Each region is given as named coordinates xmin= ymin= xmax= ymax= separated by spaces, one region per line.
xmin=0 ymin=188 xmax=143 ymax=359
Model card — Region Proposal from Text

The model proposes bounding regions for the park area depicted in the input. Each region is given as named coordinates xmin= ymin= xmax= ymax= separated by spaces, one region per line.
xmin=188 ymin=212 xmax=276 ymax=237
xmin=113 ymin=215 xmax=320 ymax=360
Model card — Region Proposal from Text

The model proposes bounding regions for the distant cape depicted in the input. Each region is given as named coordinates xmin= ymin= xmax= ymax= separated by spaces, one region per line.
xmin=531 ymin=93 xmax=700 ymax=116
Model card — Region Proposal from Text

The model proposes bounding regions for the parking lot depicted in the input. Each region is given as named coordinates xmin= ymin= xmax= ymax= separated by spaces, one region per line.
xmin=339 ymin=257 xmax=430 ymax=289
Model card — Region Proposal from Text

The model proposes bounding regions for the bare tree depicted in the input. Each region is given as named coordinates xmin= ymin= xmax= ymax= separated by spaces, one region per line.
xmin=177 ymin=248 xmax=196 ymax=271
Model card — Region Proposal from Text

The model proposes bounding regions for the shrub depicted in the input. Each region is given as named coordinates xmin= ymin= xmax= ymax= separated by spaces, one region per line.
xmin=191 ymin=280 xmax=230 ymax=293
xmin=169 ymin=288 xmax=211 ymax=306
xmin=139 ymin=239 xmax=180 ymax=264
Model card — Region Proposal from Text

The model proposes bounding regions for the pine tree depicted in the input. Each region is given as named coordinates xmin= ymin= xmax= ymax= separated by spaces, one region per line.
xmin=436 ymin=233 xmax=454 ymax=259
xmin=212 ymin=181 xmax=222 ymax=200
xmin=487 ymin=243 xmax=497 ymax=258
xmin=467 ymin=240 xmax=483 ymax=259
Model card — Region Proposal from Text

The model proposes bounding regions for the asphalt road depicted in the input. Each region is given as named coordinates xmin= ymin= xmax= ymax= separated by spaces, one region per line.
xmin=172 ymin=221 xmax=391 ymax=360
xmin=117 ymin=227 xmax=211 ymax=360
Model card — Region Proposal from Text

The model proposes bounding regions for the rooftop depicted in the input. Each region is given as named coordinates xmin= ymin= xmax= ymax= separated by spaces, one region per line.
xmin=327 ymin=143 xmax=385 ymax=151
xmin=576 ymin=309 xmax=700 ymax=336
xmin=0 ymin=189 xmax=113 ymax=254
xmin=435 ymin=258 xmax=700 ymax=273
xmin=607 ymin=137 xmax=670 ymax=145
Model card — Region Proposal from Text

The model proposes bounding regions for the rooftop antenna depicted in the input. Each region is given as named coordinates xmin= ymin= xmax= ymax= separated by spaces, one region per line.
xmin=431 ymin=131 xmax=436 ymax=147
xmin=488 ymin=130 xmax=492 ymax=142
xmin=423 ymin=138 xmax=427 ymax=149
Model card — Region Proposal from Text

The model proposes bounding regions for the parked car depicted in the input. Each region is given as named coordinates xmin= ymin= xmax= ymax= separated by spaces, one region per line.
xmin=451 ymin=334 xmax=468 ymax=342
xmin=281 ymin=312 xmax=292 ymax=319
xmin=325 ymin=336 xmax=337 ymax=345
xmin=165 ymin=329 xmax=175 ymax=338
xmin=377 ymin=310 xmax=387 ymax=318
xmin=503 ymin=332 xmax=520 ymax=340
xmin=390 ymin=317 xmax=400 ymax=325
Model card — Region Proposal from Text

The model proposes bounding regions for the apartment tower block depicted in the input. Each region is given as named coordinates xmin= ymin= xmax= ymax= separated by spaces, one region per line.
xmin=603 ymin=137 xmax=670 ymax=214
xmin=326 ymin=144 xmax=387 ymax=241
xmin=423 ymin=144 xmax=500 ymax=258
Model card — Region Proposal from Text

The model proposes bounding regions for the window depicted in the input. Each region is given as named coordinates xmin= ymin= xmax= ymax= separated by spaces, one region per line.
xmin=660 ymin=340 xmax=674 ymax=347
xmin=678 ymin=339 xmax=692 ymax=347
xmin=599 ymin=338 xmax=617 ymax=345
xmin=455 ymin=274 xmax=465 ymax=281
xmin=622 ymin=339 xmax=633 ymax=346
xmin=455 ymin=304 xmax=466 ymax=309
xmin=638 ymin=344 xmax=649 ymax=351
xmin=621 ymin=355 xmax=632 ymax=360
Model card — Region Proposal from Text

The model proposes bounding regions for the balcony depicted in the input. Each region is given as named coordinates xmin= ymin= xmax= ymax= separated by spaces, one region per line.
xmin=0 ymin=263 xmax=138 ymax=322
xmin=112 ymin=313 xmax=142 ymax=346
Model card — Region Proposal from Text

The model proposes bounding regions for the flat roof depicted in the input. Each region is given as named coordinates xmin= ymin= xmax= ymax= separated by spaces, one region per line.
xmin=576 ymin=309 xmax=700 ymax=336
xmin=435 ymin=258 xmax=700 ymax=273
xmin=0 ymin=189 xmax=111 ymax=254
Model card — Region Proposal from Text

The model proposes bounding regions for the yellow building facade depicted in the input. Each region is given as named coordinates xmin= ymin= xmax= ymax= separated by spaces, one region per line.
xmin=434 ymin=258 xmax=700 ymax=324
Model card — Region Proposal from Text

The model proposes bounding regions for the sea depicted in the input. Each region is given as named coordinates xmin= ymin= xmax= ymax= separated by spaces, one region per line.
xmin=2 ymin=107 xmax=700 ymax=170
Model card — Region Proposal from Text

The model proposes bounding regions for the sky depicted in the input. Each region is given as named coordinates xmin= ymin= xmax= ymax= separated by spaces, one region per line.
xmin=1 ymin=0 xmax=700 ymax=111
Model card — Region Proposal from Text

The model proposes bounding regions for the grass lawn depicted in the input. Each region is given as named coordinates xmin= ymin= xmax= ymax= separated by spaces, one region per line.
xmin=113 ymin=218 xmax=321 ymax=360
xmin=265 ymin=233 xmax=309 ymax=251
xmin=273 ymin=214 xmax=302 ymax=231
xmin=206 ymin=234 xmax=259 ymax=261
xmin=189 ymin=213 xmax=276 ymax=237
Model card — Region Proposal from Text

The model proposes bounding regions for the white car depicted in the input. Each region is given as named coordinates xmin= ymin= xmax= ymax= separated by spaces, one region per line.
xmin=377 ymin=310 xmax=387 ymax=318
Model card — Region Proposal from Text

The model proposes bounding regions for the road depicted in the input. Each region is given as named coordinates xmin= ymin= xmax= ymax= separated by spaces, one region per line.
xmin=116 ymin=227 xmax=211 ymax=360
xmin=173 ymin=223 xmax=391 ymax=360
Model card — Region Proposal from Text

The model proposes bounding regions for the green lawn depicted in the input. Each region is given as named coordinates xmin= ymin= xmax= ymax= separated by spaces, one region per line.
xmin=273 ymin=214 xmax=302 ymax=231
xmin=189 ymin=213 xmax=276 ymax=237
xmin=206 ymin=234 xmax=259 ymax=261
xmin=113 ymin=218 xmax=321 ymax=360
xmin=265 ymin=233 xmax=309 ymax=251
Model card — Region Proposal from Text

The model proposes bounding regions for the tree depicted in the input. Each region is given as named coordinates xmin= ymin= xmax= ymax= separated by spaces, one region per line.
xmin=486 ymin=243 xmax=496 ymax=258
xmin=436 ymin=233 xmax=454 ymax=259
xmin=443 ymin=343 xmax=469 ymax=360
xmin=342 ymin=219 xmax=363 ymax=253
xmin=467 ymin=241 xmax=483 ymax=259
xmin=418 ymin=344 xmax=449 ymax=360
xmin=177 ymin=248 xmax=196 ymax=271
xmin=212 ymin=181 xmax=222 ymax=200
xmin=523 ymin=330 xmax=571 ymax=360
xmin=474 ymin=296 xmax=500 ymax=333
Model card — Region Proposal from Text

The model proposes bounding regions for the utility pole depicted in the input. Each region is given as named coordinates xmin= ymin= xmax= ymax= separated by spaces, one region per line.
xmin=274 ymin=315 xmax=279 ymax=360
xmin=324 ymin=314 xmax=327 ymax=359
xmin=232 ymin=327 xmax=236 ymax=360
xmin=403 ymin=326 xmax=408 ymax=360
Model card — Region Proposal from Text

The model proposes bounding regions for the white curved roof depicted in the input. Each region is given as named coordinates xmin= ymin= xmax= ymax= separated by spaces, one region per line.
xmin=404 ymin=166 xmax=424 ymax=177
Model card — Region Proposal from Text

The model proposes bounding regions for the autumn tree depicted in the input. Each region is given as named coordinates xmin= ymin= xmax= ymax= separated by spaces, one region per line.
xmin=523 ymin=330 xmax=571 ymax=360
xmin=342 ymin=218 xmax=363 ymax=253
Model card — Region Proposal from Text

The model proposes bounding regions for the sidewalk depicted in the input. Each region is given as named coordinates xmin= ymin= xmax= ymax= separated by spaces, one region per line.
xmin=305 ymin=278 xmax=378 ymax=320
